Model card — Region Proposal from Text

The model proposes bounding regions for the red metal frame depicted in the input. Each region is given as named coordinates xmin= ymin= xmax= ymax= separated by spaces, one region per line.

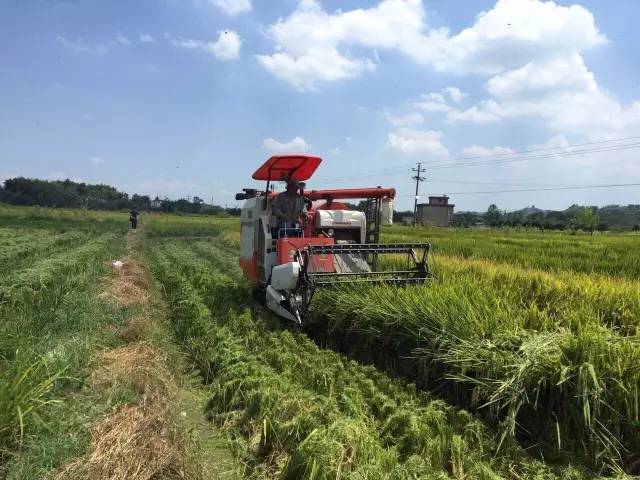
xmin=240 ymin=254 xmax=258 ymax=280
xmin=267 ymin=187 xmax=395 ymax=201
xmin=305 ymin=188 xmax=395 ymax=201
xmin=277 ymin=237 xmax=335 ymax=273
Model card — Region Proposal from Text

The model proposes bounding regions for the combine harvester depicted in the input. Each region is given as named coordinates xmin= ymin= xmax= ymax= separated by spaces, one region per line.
xmin=236 ymin=155 xmax=433 ymax=324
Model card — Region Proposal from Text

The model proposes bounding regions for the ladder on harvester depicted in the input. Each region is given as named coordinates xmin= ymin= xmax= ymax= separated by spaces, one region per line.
xmin=364 ymin=195 xmax=382 ymax=269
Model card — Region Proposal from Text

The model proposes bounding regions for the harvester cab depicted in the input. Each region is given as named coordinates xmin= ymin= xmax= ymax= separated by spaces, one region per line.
xmin=236 ymin=155 xmax=433 ymax=325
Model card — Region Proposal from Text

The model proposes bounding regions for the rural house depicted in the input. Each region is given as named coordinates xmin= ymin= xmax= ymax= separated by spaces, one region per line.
xmin=417 ymin=195 xmax=454 ymax=227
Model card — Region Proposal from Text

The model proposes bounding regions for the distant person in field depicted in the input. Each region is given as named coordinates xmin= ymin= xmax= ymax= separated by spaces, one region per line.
xmin=272 ymin=178 xmax=307 ymax=238
xmin=129 ymin=209 xmax=138 ymax=229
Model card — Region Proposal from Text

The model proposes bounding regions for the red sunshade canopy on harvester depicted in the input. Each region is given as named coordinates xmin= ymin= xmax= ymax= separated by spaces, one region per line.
xmin=252 ymin=155 xmax=322 ymax=181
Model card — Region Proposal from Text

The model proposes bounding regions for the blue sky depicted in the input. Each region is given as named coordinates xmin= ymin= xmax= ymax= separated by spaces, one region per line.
xmin=1 ymin=0 xmax=639 ymax=211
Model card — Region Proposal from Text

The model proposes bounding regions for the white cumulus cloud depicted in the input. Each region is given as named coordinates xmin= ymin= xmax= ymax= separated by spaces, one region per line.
xmin=460 ymin=145 xmax=515 ymax=157
xmin=139 ymin=34 xmax=155 ymax=43
xmin=449 ymin=54 xmax=640 ymax=133
xmin=415 ymin=0 xmax=605 ymax=75
xmin=442 ymin=86 xmax=466 ymax=103
xmin=263 ymin=136 xmax=310 ymax=152
xmin=89 ymin=157 xmax=105 ymax=165
xmin=257 ymin=0 xmax=604 ymax=91
xmin=56 ymin=36 xmax=108 ymax=55
xmin=446 ymin=101 xmax=502 ymax=124
xmin=414 ymin=89 xmax=466 ymax=114
xmin=115 ymin=33 xmax=130 ymax=45
xmin=257 ymin=0 xmax=420 ymax=90
xmin=209 ymin=0 xmax=252 ymax=16
xmin=384 ymin=112 xmax=424 ymax=127
xmin=210 ymin=30 xmax=242 ymax=60
xmin=387 ymin=129 xmax=449 ymax=156
xmin=168 ymin=31 xmax=241 ymax=61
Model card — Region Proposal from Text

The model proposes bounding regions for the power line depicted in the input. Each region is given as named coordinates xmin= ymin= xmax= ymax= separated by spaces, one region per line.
xmin=427 ymin=178 xmax=577 ymax=187
xmin=320 ymin=141 xmax=640 ymax=184
xmin=420 ymin=135 xmax=640 ymax=164
xmin=396 ymin=182 xmax=640 ymax=196
xmin=314 ymin=135 xmax=640 ymax=185
xmin=422 ymin=142 xmax=640 ymax=170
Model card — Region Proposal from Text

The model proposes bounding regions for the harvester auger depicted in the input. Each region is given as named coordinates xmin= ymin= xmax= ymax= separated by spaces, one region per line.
xmin=236 ymin=155 xmax=434 ymax=325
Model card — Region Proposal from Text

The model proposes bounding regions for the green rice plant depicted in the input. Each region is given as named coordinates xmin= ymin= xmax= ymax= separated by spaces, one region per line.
xmin=0 ymin=234 xmax=116 ymax=308
xmin=0 ymin=231 xmax=88 ymax=275
xmin=143 ymin=213 xmax=235 ymax=238
xmin=0 ymin=204 xmax=126 ymax=234
xmin=0 ymin=351 xmax=64 ymax=457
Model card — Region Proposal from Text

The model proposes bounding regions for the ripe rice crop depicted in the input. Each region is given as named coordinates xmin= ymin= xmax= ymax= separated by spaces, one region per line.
xmin=145 ymin=225 xmax=592 ymax=479
xmin=311 ymin=269 xmax=640 ymax=470
xmin=383 ymin=226 xmax=640 ymax=280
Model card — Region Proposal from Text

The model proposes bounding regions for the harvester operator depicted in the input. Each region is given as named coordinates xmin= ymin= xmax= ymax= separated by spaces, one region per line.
xmin=272 ymin=178 xmax=307 ymax=238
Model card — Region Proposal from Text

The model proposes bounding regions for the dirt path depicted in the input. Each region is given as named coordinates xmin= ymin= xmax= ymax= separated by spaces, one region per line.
xmin=52 ymin=232 xmax=239 ymax=480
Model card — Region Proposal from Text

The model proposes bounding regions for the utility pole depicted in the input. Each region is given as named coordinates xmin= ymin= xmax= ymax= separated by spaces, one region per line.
xmin=412 ymin=162 xmax=426 ymax=226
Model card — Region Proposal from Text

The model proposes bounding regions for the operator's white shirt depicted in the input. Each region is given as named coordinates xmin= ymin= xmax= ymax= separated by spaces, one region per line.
xmin=273 ymin=192 xmax=307 ymax=224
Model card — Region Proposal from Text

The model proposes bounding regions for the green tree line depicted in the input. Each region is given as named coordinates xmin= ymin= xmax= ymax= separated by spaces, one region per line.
xmin=454 ymin=203 xmax=640 ymax=232
xmin=0 ymin=177 xmax=240 ymax=215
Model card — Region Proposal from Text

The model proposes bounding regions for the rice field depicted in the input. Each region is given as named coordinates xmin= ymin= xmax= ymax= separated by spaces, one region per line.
xmin=1 ymin=206 xmax=638 ymax=478
xmin=0 ymin=206 xmax=128 ymax=477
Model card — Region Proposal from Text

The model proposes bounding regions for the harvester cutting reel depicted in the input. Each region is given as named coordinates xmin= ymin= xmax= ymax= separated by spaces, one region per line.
xmin=282 ymin=242 xmax=435 ymax=325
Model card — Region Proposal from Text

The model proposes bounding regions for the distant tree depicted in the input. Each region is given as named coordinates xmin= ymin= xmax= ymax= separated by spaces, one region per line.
xmin=553 ymin=222 xmax=566 ymax=231
xmin=485 ymin=204 xmax=501 ymax=226
xmin=191 ymin=196 xmax=204 ymax=213
xmin=393 ymin=209 xmax=414 ymax=223
xmin=527 ymin=211 xmax=545 ymax=229
xmin=160 ymin=199 xmax=176 ymax=212
xmin=632 ymin=224 xmax=640 ymax=232
xmin=453 ymin=212 xmax=476 ymax=227
xmin=530 ymin=220 xmax=543 ymax=231
xmin=596 ymin=222 xmax=609 ymax=232
xmin=131 ymin=194 xmax=151 ymax=210
xmin=578 ymin=207 xmax=599 ymax=235
xmin=174 ymin=198 xmax=192 ymax=212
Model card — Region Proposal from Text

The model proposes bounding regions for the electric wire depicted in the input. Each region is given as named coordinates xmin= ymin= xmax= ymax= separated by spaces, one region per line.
xmin=314 ymin=136 xmax=640 ymax=185
xmin=395 ymin=182 xmax=640 ymax=196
